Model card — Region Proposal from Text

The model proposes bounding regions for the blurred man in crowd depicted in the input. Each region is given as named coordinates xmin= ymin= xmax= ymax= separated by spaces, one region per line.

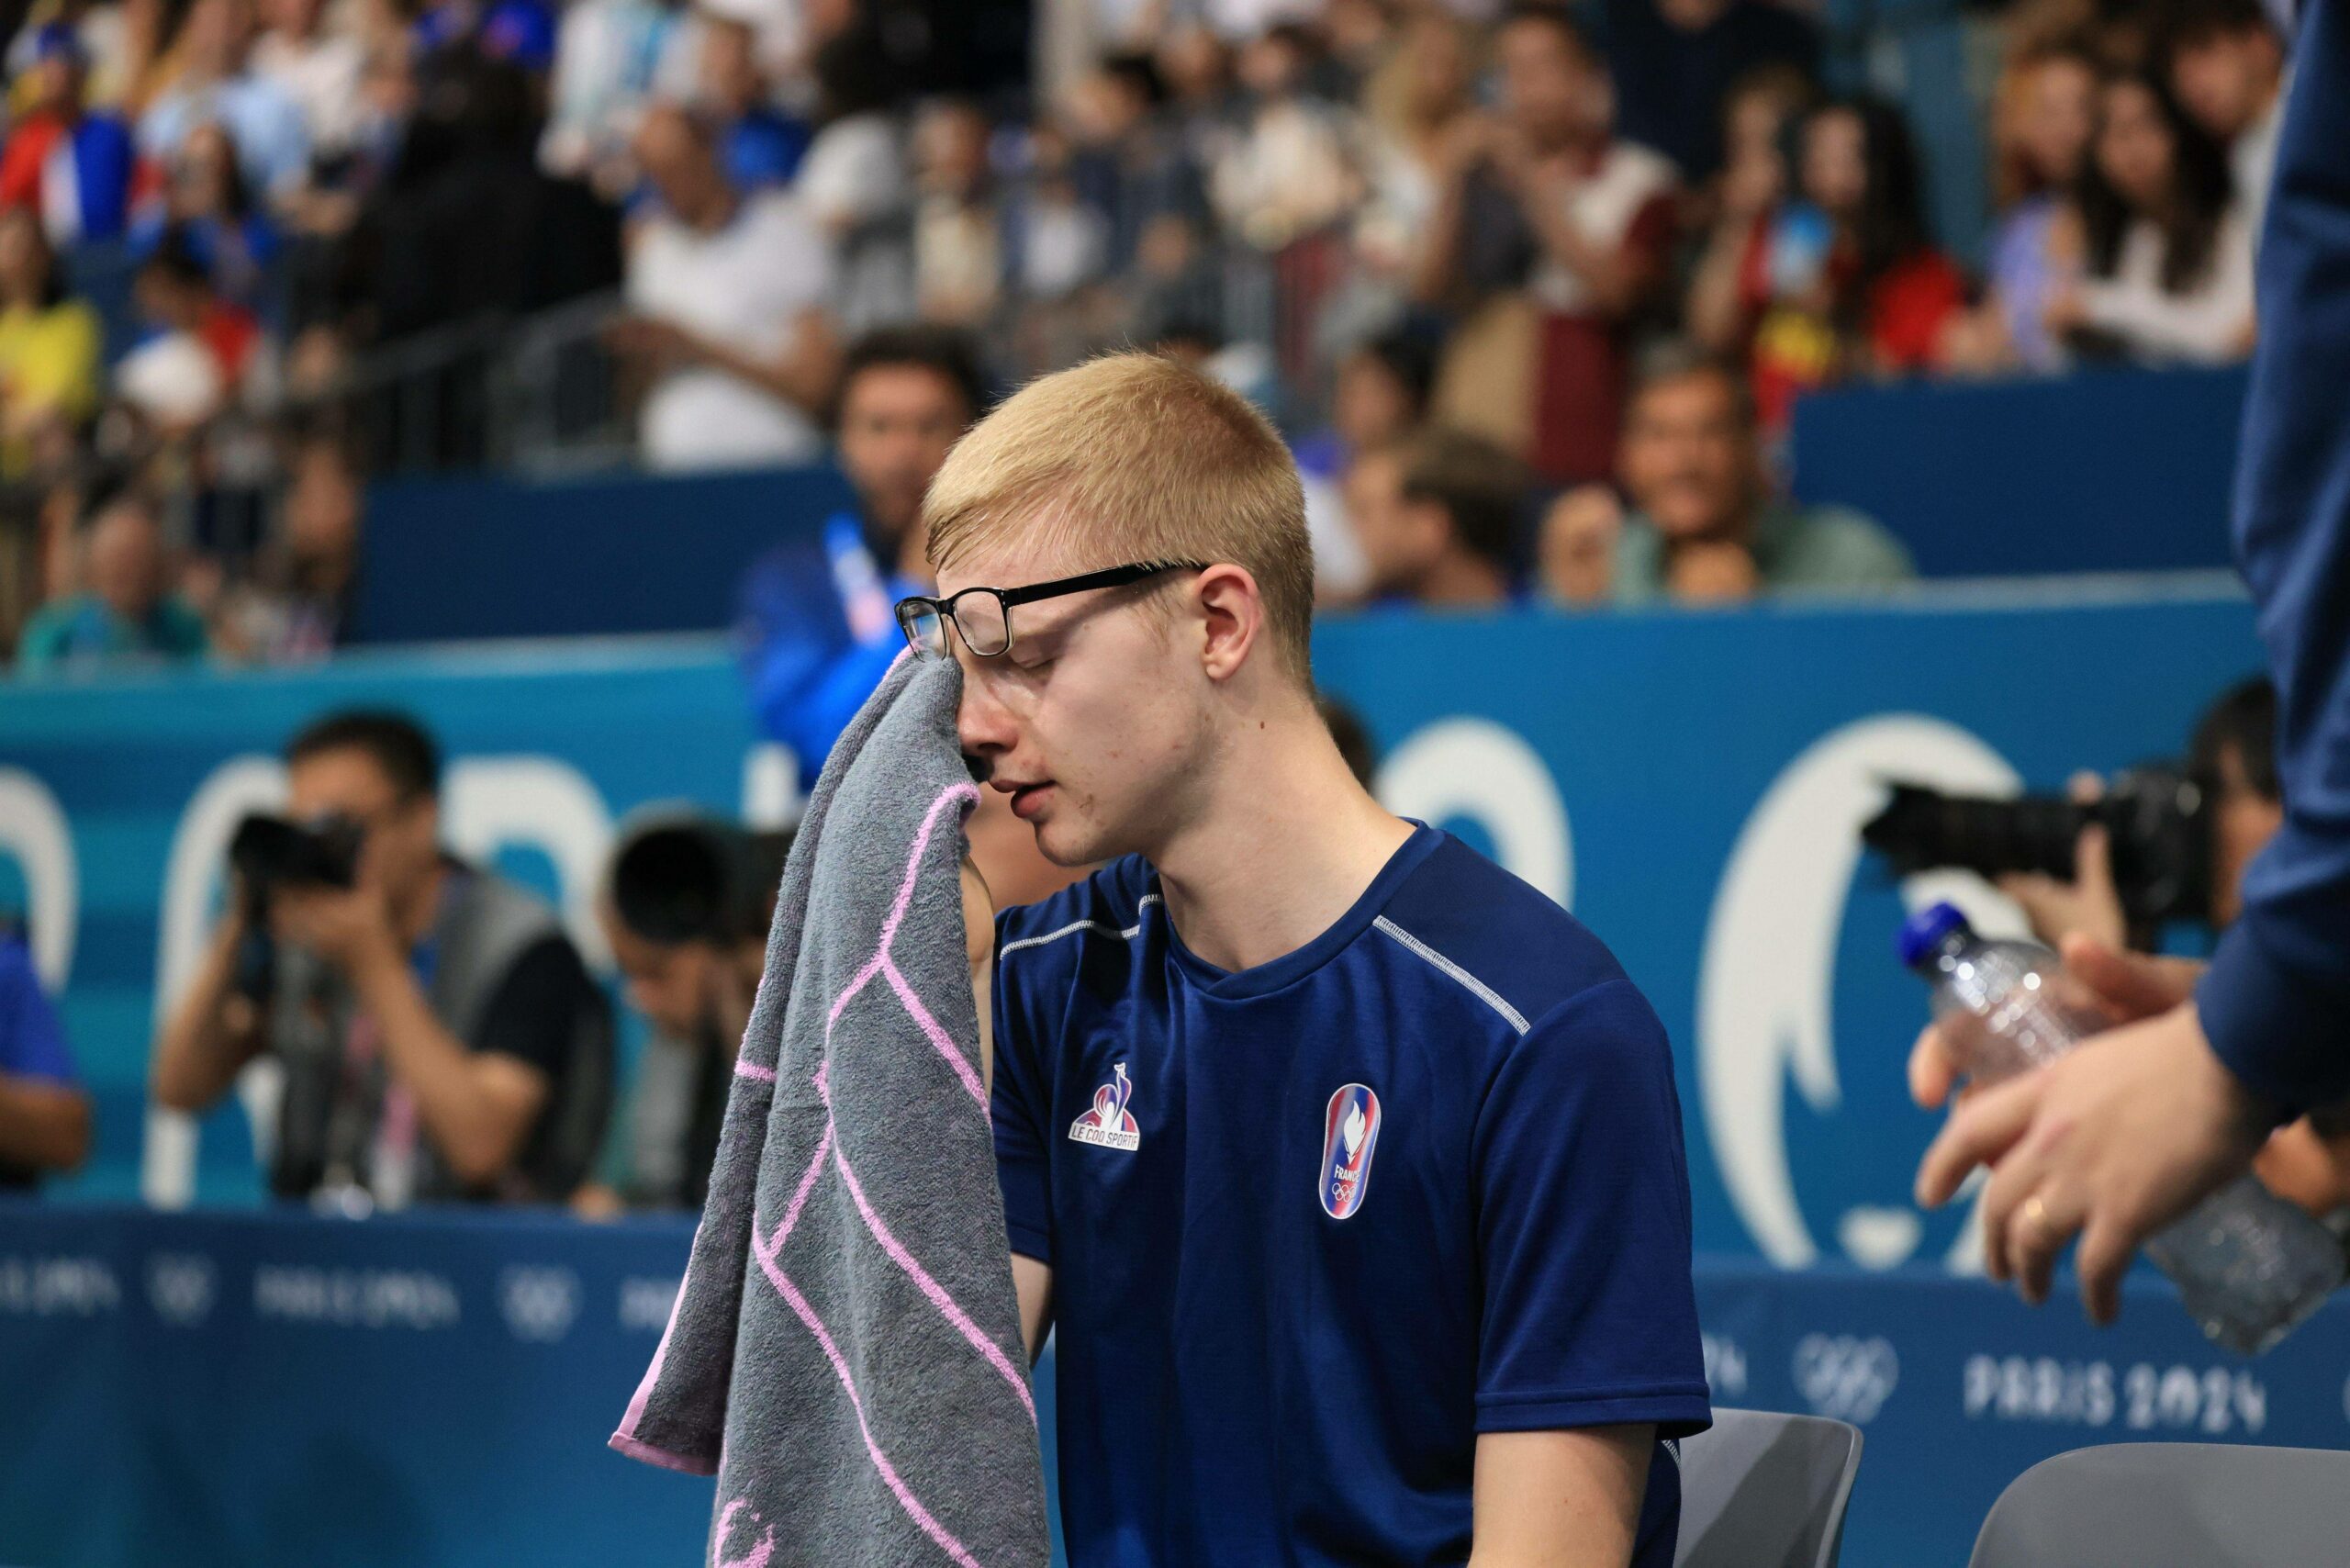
xmin=1344 ymin=428 xmax=1523 ymax=608
xmin=17 ymin=494 xmax=210 ymax=674
xmin=584 ymin=815 xmax=782 ymax=1214
xmin=1414 ymin=6 xmax=1679 ymax=487
xmin=738 ymin=323 xmax=983 ymax=784
xmin=117 ymin=230 xmax=268 ymax=430
xmin=215 ymin=431 xmax=363 ymax=662
xmin=733 ymin=322 xmax=1079 ymax=908
xmin=0 ymin=923 xmax=88 ymax=1190
xmin=152 ymin=711 xmax=611 ymax=1207
xmin=0 ymin=24 xmax=137 ymax=246
xmin=1595 ymin=344 xmax=1912 ymax=604
xmin=1537 ymin=482 xmax=1623 ymax=608
xmin=251 ymin=0 xmax=367 ymax=169
xmin=700 ymin=10 xmax=808 ymax=193
xmin=615 ymin=101 xmax=837 ymax=471
xmin=2162 ymin=0 xmax=2285 ymax=235
xmin=140 ymin=0 xmax=312 ymax=204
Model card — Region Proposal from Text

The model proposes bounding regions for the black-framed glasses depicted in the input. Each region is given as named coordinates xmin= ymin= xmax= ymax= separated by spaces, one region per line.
xmin=895 ymin=561 xmax=1208 ymax=661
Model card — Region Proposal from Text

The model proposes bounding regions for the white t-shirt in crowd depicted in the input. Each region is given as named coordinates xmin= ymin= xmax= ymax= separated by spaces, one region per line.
xmin=625 ymin=189 xmax=834 ymax=471
xmin=2078 ymin=206 xmax=2256 ymax=366
xmin=251 ymin=29 xmax=367 ymax=158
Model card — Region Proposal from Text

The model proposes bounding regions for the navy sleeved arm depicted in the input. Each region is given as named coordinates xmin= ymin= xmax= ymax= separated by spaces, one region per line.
xmin=1472 ymin=980 xmax=1711 ymax=1439
xmin=990 ymin=915 xmax=1056 ymax=1264
xmin=2195 ymin=0 xmax=2350 ymax=1112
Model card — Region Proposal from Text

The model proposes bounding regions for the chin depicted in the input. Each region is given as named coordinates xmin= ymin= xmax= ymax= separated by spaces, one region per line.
xmin=1033 ymin=822 xmax=1095 ymax=868
xmin=1033 ymin=810 xmax=1125 ymax=870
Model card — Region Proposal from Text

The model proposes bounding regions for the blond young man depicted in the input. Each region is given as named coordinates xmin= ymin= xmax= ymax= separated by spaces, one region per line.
xmin=896 ymin=353 xmax=1707 ymax=1567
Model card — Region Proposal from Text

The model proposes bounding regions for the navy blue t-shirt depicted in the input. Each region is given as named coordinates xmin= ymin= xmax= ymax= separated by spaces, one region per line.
xmin=992 ymin=826 xmax=1710 ymax=1567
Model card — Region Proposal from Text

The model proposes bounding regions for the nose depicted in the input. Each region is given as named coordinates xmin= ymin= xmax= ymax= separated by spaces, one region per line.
xmin=954 ymin=653 xmax=1018 ymax=765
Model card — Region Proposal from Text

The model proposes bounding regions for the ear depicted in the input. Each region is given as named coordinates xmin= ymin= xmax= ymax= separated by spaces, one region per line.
xmin=1193 ymin=563 xmax=1266 ymax=683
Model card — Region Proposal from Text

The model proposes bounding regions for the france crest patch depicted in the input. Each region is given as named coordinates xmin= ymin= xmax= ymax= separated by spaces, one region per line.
xmin=1318 ymin=1083 xmax=1382 ymax=1219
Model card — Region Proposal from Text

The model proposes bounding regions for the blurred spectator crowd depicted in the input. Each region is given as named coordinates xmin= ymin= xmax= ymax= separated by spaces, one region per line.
xmin=0 ymin=0 xmax=2289 ymax=672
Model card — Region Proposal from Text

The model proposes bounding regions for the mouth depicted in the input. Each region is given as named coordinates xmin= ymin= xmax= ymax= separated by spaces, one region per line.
xmin=1000 ymin=780 xmax=1053 ymax=821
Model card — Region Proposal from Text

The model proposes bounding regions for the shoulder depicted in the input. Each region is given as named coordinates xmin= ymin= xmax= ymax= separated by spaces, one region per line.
xmin=1375 ymin=834 xmax=1636 ymax=1036
xmin=996 ymin=857 xmax=1158 ymax=968
xmin=743 ymin=188 xmax=820 ymax=237
xmin=157 ymin=596 xmax=209 ymax=644
xmin=740 ymin=190 xmax=830 ymax=274
xmin=17 ymin=597 xmax=73 ymax=639
xmin=738 ymin=515 xmax=862 ymax=633
xmin=466 ymin=879 xmax=595 ymax=1001
xmin=1774 ymin=502 xmax=1916 ymax=585
xmin=1609 ymin=514 xmax=1670 ymax=603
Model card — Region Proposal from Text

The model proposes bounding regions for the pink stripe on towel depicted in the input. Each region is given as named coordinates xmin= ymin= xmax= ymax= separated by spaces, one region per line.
xmin=829 ymin=1122 xmax=1035 ymax=1422
xmin=826 ymin=782 xmax=982 ymax=1033
xmin=752 ymin=1215 xmax=988 ymax=1568
xmin=614 ymin=1215 xmax=705 ymax=1445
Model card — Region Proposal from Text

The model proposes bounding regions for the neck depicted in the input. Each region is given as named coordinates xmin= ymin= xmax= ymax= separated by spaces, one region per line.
xmin=300 ymin=552 xmax=352 ymax=597
xmin=1147 ymin=696 xmax=1416 ymax=973
xmin=1414 ymin=552 xmax=1510 ymax=607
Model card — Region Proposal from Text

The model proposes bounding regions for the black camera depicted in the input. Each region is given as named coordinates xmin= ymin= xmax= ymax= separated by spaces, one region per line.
xmin=1860 ymin=764 xmax=2213 ymax=930
xmin=230 ymin=813 xmax=364 ymax=898
xmin=225 ymin=813 xmax=365 ymax=1002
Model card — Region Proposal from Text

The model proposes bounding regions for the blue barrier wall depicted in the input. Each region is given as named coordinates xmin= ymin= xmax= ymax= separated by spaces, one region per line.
xmin=1789 ymin=367 xmax=2248 ymax=577
xmin=0 ymin=588 xmax=2264 ymax=1268
xmin=3 ymin=1204 xmax=2342 ymax=1568
xmin=358 ymin=465 xmax=854 ymax=644
xmin=349 ymin=369 xmax=2248 ymax=645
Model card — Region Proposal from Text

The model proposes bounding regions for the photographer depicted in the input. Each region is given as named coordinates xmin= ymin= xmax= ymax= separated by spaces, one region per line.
xmin=585 ymin=813 xmax=1001 ymax=1215
xmin=151 ymin=711 xmax=611 ymax=1208
xmin=1987 ymin=678 xmax=2281 ymax=953
xmin=585 ymin=817 xmax=785 ymax=1214
xmin=1921 ymin=678 xmax=2350 ymax=1215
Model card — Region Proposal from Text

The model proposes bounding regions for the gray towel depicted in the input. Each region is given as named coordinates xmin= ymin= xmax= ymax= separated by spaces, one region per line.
xmin=613 ymin=654 xmax=1050 ymax=1568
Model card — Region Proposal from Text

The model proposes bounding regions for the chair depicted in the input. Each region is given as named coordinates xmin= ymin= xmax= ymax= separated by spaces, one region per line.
xmin=1967 ymin=1442 xmax=2350 ymax=1568
xmin=1673 ymin=1407 xmax=1864 ymax=1568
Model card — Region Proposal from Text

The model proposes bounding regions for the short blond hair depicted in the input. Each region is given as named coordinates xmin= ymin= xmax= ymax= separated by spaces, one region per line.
xmin=923 ymin=352 xmax=1315 ymax=679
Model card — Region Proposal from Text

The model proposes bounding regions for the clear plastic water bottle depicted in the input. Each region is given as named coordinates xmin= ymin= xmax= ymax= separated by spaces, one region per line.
xmin=1899 ymin=902 xmax=2345 ymax=1355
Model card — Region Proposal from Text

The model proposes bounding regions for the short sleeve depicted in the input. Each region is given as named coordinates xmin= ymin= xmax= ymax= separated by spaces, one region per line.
xmin=469 ymin=935 xmax=594 ymax=1080
xmin=1472 ymin=979 xmax=1710 ymax=1439
xmin=990 ymin=915 xmax=1056 ymax=1263
xmin=0 ymin=942 xmax=76 ymax=1085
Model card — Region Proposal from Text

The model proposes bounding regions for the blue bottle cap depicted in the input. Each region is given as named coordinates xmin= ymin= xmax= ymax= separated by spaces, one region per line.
xmin=1897 ymin=902 xmax=1971 ymax=969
